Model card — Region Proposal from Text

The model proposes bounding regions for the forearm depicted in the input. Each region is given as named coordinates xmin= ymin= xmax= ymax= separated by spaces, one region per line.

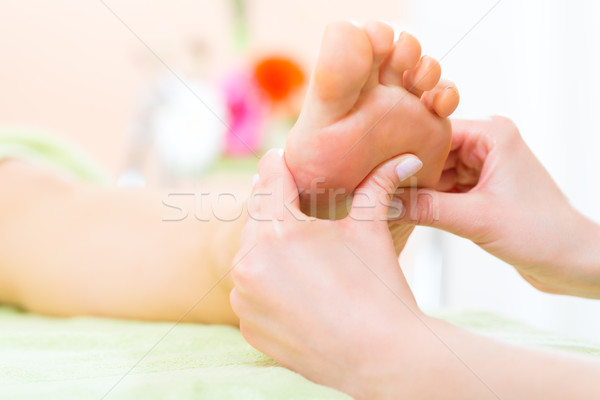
xmin=375 ymin=318 xmax=600 ymax=400
xmin=428 ymin=320 xmax=600 ymax=400
xmin=536 ymin=207 xmax=600 ymax=299
xmin=0 ymin=161 xmax=243 ymax=324
xmin=498 ymin=202 xmax=600 ymax=299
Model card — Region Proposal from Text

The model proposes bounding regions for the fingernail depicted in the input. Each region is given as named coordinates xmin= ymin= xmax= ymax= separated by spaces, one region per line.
xmin=251 ymin=174 xmax=259 ymax=188
xmin=266 ymin=148 xmax=284 ymax=157
xmin=387 ymin=197 xmax=404 ymax=219
xmin=396 ymin=157 xmax=423 ymax=181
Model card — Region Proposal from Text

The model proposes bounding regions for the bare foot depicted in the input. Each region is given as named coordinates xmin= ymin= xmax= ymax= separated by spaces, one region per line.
xmin=285 ymin=21 xmax=459 ymax=218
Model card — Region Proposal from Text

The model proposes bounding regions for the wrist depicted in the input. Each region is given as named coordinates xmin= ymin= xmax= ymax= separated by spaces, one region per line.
xmin=350 ymin=314 xmax=454 ymax=400
xmin=522 ymin=205 xmax=600 ymax=299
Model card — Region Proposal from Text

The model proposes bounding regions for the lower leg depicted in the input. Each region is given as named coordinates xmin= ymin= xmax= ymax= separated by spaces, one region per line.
xmin=0 ymin=160 xmax=243 ymax=324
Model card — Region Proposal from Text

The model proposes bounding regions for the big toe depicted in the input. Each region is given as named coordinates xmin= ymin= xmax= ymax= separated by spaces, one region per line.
xmin=306 ymin=21 xmax=373 ymax=125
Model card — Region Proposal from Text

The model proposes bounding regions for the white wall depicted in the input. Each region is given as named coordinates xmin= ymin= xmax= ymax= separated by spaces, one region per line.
xmin=400 ymin=0 xmax=600 ymax=341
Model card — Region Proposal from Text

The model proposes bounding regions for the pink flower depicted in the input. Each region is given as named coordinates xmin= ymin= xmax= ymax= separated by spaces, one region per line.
xmin=222 ymin=70 xmax=269 ymax=155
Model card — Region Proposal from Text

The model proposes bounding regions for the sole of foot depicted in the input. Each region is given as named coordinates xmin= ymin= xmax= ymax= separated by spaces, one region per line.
xmin=285 ymin=21 xmax=459 ymax=218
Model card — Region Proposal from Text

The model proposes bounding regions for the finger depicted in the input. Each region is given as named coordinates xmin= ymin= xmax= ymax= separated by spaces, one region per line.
xmin=252 ymin=148 xmax=303 ymax=221
xmin=450 ymin=118 xmax=500 ymax=152
xmin=436 ymin=169 xmax=458 ymax=192
xmin=455 ymin=161 xmax=481 ymax=187
xmin=348 ymin=154 xmax=422 ymax=222
xmin=450 ymin=118 xmax=486 ymax=137
xmin=455 ymin=183 xmax=475 ymax=193
xmin=443 ymin=150 xmax=458 ymax=171
xmin=437 ymin=169 xmax=478 ymax=193
xmin=449 ymin=119 xmax=473 ymax=151
xmin=448 ymin=119 xmax=492 ymax=172
xmin=394 ymin=188 xmax=485 ymax=239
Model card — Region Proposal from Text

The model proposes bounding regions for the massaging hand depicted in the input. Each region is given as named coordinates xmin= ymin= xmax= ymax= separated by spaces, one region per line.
xmin=230 ymin=149 xmax=430 ymax=399
xmin=396 ymin=116 xmax=600 ymax=298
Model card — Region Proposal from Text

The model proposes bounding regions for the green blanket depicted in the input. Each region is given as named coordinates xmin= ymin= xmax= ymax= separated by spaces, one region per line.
xmin=0 ymin=307 xmax=350 ymax=400
xmin=1 ymin=307 xmax=599 ymax=400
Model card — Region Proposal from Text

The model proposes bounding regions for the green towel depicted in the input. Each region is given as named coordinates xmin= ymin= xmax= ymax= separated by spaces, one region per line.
xmin=1 ymin=307 xmax=598 ymax=400
xmin=0 ymin=127 xmax=110 ymax=184
xmin=0 ymin=307 xmax=350 ymax=400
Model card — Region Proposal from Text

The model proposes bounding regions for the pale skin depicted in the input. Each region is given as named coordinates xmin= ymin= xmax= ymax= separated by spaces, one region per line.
xmin=284 ymin=21 xmax=458 ymax=218
xmin=232 ymin=20 xmax=600 ymax=400
xmin=0 ymin=159 xmax=240 ymax=324
xmin=2 ymin=19 xmax=599 ymax=399
xmin=0 ymin=21 xmax=457 ymax=320
xmin=232 ymin=148 xmax=600 ymax=400
xmin=394 ymin=116 xmax=600 ymax=298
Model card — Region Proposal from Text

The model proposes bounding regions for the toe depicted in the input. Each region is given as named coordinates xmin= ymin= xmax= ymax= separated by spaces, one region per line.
xmin=403 ymin=55 xmax=441 ymax=97
xmin=362 ymin=21 xmax=394 ymax=91
xmin=308 ymin=21 xmax=373 ymax=124
xmin=421 ymin=79 xmax=460 ymax=118
xmin=380 ymin=32 xmax=421 ymax=87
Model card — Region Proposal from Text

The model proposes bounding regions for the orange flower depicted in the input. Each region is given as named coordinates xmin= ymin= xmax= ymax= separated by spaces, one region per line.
xmin=254 ymin=57 xmax=304 ymax=102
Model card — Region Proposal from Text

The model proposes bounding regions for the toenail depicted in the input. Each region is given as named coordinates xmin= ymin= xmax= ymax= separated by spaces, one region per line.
xmin=395 ymin=156 xmax=423 ymax=181
xmin=348 ymin=19 xmax=361 ymax=27
xmin=251 ymin=174 xmax=259 ymax=188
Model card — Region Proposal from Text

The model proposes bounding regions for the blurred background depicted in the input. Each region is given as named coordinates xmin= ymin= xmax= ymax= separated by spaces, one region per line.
xmin=1 ymin=0 xmax=599 ymax=340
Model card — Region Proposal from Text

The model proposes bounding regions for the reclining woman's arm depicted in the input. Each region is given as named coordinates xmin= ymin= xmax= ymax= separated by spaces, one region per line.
xmin=0 ymin=159 xmax=242 ymax=324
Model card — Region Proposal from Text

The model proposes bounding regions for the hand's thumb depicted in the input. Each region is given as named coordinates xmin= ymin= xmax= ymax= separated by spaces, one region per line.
xmin=349 ymin=154 xmax=423 ymax=222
